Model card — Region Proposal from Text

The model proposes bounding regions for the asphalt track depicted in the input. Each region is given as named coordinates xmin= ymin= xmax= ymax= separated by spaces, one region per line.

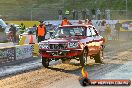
xmin=0 ymin=40 xmax=132 ymax=88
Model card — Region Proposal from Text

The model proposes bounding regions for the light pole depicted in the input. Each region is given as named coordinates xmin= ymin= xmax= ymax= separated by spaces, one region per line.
xmin=63 ymin=0 xmax=65 ymax=10
xmin=126 ymin=0 xmax=128 ymax=19
xmin=30 ymin=4 xmax=37 ymax=21
xmin=30 ymin=8 xmax=33 ymax=21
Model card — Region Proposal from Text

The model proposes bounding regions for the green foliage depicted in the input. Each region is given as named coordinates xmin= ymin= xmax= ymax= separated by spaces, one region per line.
xmin=0 ymin=0 xmax=131 ymax=20
xmin=0 ymin=0 xmax=131 ymax=10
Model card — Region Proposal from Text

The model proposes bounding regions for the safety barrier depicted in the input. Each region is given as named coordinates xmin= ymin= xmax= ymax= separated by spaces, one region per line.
xmin=5 ymin=20 xmax=132 ymax=32
xmin=0 ymin=43 xmax=39 ymax=64
xmin=0 ymin=46 xmax=16 ymax=64
xmin=0 ymin=42 xmax=15 ymax=47
xmin=15 ymin=44 xmax=32 ymax=60
xmin=31 ymin=44 xmax=39 ymax=56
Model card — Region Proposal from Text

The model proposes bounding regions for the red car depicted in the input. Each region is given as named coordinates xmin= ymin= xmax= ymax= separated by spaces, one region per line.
xmin=39 ymin=25 xmax=105 ymax=67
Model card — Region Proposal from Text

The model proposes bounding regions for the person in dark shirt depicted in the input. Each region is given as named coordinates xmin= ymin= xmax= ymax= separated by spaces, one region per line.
xmin=82 ymin=10 xmax=86 ymax=20
xmin=58 ymin=9 xmax=63 ymax=20
xmin=9 ymin=25 xmax=16 ymax=42
xmin=115 ymin=21 xmax=121 ymax=40
xmin=91 ymin=9 xmax=96 ymax=19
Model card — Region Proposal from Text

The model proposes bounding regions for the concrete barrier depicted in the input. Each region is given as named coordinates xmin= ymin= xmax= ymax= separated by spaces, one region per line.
xmin=0 ymin=42 xmax=15 ymax=48
xmin=0 ymin=43 xmax=34 ymax=64
xmin=15 ymin=44 xmax=33 ymax=60
xmin=0 ymin=47 xmax=15 ymax=64
xmin=0 ymin=32 xmax=7 ymax=43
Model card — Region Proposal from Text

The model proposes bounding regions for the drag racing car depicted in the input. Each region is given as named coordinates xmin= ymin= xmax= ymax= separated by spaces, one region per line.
xmin=39 ymin=24 xmax=105 ymax=67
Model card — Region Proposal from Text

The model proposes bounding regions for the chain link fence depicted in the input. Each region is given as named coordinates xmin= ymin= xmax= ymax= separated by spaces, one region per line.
xmin=0 ymin=7 xmax=132 ymax=20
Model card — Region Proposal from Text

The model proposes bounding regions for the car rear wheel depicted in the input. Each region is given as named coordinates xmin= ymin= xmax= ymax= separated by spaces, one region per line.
xmin=42 ymin=57 xmax=49 ymax=68
xmin=93 ymin=50 xmax=103 ymax=63
xmin=79 ymin=49 xmax=88 ymax=67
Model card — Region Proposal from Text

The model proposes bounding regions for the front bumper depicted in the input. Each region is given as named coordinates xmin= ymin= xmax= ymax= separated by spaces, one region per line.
xmin=39 ymin=49 xmax=83 ymax=58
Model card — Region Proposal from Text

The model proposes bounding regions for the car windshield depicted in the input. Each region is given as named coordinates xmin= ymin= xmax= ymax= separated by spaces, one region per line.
xmin=0 ymin=19 xmax=7 ymax=27
xmin=52 ymin=26 xmax=85 ymax=38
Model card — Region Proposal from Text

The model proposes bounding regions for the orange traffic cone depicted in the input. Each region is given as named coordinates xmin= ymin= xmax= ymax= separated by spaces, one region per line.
xmin=29 ymin=35 xmax=35 ymax=44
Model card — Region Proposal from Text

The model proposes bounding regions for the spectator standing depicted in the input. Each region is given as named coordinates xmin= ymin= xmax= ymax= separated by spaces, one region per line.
xmin=47 ymin=23 xmax=54 ymax=36
xmin=115 ymin=21 xmax=121 ymax=40
xmin=96 ymin=20 xmax=102 ymax=33
xmin=32 ymin=24 xmax=37 ymax=35
xmin=20 ymin=23 xmax=25 ymax=34
xmin=82 ymin=10 xmax=86 ymax=20
xmin=110 ymin=23 xmax=116 ymax=40
xmin=102 ymin=9 xmax=105 ymax=19
xmin=96 ymin=8 xmax=101 ymax=20
xmin=58 ymin=9 xmax=63 ymax=20
xmin=91 ymin=9 xmax=96 ymax=19
xmin=33 ymin=24 xmax=37 ymax=30
xmin=65 ymin=9 xmax=70 ymax=18
xmin=0 ymin=25 xmax=7 ymax=42
xmin=106 ymin=24 xmax=111 ymax=40
xmin=61 ymin=17 xmax=71 ymax=26
xmin=72 ymin=9 xmax=76 ymax=20
xmin=8 ymin=25 xmax=16 ymax=42
xmin=76 ymin=10 xmax=79 ymax=20
xmin=99 ymin=19 xmax=106 ymax=37
xmin=36 ymin=21 xmax=47 ymax=43
xmin=105 ymin=9 xmax=111 ymax=20
xmin=86 ymin=9 xmax=90 ymax=20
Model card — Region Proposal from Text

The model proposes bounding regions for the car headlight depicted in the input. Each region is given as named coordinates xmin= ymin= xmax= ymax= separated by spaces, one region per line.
xmin=68 ymin=42 xmax=78 ymax=48
xmin=39 ymin=43 xmax=49 ymax=49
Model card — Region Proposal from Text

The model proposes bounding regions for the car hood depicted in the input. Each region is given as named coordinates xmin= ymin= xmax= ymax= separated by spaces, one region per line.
xmin=41 ymin=36 xmax=86 ymax=43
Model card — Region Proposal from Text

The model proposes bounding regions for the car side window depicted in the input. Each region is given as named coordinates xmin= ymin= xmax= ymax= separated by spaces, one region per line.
xmin=90 ymin=28 xmax=97 ymax=36
xmin=86 ymin=28 xmax=92 ymax=37
xmin=86 ymin=27 xmax=98 ymax=37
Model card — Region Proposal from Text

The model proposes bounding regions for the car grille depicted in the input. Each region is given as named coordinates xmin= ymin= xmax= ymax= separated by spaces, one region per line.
xmin=49 ymin=44 xmax=67 ymax=50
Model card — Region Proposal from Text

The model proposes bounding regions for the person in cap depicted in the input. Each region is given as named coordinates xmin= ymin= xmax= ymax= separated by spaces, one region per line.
xmin=61 ymin=17 xmax=71 ymax=26
xmin=36 ymin=21 xmax=47 ymax=43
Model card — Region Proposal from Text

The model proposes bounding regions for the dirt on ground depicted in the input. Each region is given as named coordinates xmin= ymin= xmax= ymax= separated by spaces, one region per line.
xmin=0 ymin=40 xmax=132 ymax=88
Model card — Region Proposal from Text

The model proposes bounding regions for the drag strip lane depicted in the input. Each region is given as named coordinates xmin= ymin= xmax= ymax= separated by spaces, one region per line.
xmin=0 ymin=40 xmax=132 ymax=88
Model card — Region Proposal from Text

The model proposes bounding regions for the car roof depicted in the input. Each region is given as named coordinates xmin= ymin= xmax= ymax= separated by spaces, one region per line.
xmin=59 ymin=24 xmax=94 ymax=28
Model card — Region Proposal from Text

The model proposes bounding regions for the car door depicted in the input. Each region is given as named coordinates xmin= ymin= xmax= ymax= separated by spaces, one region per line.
xmin=90 ymin=27 xmax=103 ymax=53
xmin=85 ymin=27 xmax=95 ymax=54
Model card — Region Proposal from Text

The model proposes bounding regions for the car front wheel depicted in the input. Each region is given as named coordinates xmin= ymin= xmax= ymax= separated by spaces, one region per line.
xmin=79 ymin=49 xmax=88 ymax=67
xmin=93 ymin=50 xmax=103 ymax=63
xmin=42 ymin=57 xmax=49 ymax=68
